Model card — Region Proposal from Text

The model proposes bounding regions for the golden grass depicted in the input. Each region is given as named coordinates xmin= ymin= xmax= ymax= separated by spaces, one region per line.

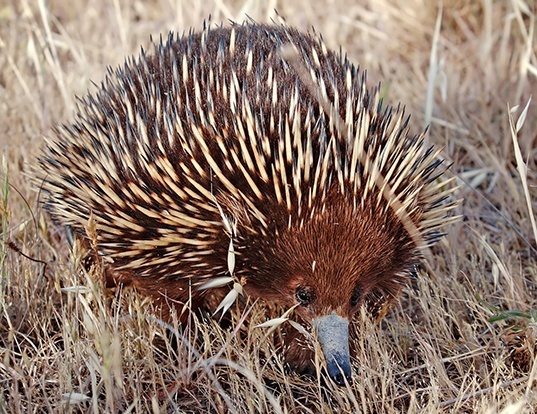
xmin=1 ymin=0 xmax=536 ymax=412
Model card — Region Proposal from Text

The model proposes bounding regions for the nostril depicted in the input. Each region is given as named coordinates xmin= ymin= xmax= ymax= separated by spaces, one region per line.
xmin=333 ymin=373 xmax=345 ymax=386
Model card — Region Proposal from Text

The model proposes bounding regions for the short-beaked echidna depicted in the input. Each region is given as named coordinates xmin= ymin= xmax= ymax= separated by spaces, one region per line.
xmin=38 ymin=21 xmax=458 ymax=385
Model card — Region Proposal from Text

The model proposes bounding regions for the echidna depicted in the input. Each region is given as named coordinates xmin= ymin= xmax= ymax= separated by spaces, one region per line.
xmin=38 ymin=21 xmax=457 ymax=386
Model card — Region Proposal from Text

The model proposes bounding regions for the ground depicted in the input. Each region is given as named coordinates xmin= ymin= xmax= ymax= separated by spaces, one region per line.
xmin=1 ymin=0 xmax=536 ymax=412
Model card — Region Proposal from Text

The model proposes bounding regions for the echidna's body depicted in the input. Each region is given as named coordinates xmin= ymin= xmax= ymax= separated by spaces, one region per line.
xmin=39 ymin=22 xmax=457 ymax=385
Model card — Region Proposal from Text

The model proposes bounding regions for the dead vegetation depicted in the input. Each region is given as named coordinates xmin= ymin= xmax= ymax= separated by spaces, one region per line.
xmin=1 ymin=0 xmax=536 ymax=412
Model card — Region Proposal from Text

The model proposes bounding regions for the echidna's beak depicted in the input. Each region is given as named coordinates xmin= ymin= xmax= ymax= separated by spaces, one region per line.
xmin=313 ymin=312 xmax=352 ymax=386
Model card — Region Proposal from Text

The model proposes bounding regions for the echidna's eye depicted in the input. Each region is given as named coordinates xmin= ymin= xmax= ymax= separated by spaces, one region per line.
xmin=295 ymin=287 xmax=313 ymax=306
xmin=350 ymin=285 xmax=363 ymax=308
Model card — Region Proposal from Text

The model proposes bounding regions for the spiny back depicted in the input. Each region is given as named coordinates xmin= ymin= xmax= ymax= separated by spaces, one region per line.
xmin=39 ymin=22 xmax=456 ymax=292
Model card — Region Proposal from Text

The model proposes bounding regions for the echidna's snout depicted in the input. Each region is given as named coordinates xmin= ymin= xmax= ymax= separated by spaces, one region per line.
xmin=313 ymin=312 xmax=351 ymax=386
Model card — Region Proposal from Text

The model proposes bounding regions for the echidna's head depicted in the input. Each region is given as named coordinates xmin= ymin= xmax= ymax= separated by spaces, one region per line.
xmin=233 ymin=189 xmax=417 ymax=385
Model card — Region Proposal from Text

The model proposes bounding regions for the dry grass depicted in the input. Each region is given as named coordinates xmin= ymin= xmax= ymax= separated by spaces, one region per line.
xmin=1 ymin=0 xmax=537 ymax=412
